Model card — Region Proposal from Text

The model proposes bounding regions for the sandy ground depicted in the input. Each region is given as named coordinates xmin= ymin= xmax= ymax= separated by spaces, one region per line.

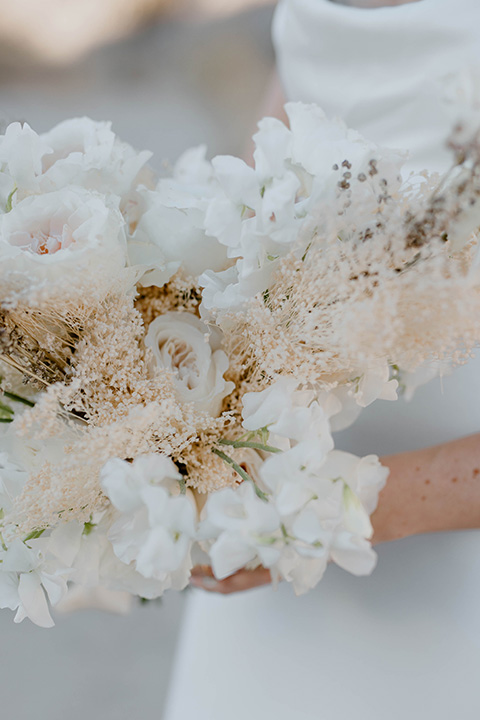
xmin=0 ymin=8 xmax=274 ymax=719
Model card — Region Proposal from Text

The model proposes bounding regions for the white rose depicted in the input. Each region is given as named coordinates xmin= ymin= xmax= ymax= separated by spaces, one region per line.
xmin=0 ymin=187 xmax=128 ymax=303
xmin=144 ymin=312 xmax=234 ymax=416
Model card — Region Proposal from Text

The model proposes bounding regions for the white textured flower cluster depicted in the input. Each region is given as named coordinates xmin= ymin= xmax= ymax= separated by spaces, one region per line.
xmin=0 ymin=379 xmax=386 ymax=626
xmin=1 ymin=104 xmax=472 ymax=627
xmin=200 ymin=379 xmax=388 ymax=594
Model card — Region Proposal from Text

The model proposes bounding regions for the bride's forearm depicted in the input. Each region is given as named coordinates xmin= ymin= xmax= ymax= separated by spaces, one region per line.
xmin=372 ymin=434 xmax=480 ymax=544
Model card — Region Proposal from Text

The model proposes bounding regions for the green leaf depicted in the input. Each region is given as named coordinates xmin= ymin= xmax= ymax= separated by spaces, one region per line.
xmin=24 ymin=528 xmax=46 ymax=542
xmin=5 ymin=186 xmax=17 ymax=213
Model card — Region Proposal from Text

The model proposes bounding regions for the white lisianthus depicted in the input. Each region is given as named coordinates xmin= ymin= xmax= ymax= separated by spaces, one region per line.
xmin=0 ymin=187 xmax=129 ymax=303
xmin=101 ymin=455 xmax=197 ymax=592
xmin=39 ymin=117 xmax=153 ymax=198
xmin=144 ymin=312 xmax=234 ymax=416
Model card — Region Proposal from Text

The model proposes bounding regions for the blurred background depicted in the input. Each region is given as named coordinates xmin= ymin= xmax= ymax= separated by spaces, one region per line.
xmin=0 ymin=2 xmax=275 ymax=718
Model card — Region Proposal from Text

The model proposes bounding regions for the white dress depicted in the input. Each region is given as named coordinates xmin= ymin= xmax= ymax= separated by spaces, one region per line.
xmin=164 ymin=2 xmax=480 ymax=718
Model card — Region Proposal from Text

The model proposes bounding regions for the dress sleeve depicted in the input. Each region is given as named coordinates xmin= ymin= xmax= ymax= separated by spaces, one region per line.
xmin=272 ymin=0 xmax=480 ymax=172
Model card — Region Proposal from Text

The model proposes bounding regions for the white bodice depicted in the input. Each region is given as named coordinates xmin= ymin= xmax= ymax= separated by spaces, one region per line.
xmin=165 ymin=3 xmax=480 ymax=718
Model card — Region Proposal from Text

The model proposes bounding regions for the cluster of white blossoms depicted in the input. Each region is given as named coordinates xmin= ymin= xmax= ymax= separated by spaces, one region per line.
xmin=0 ymin=105 xmax=478 ymax=626
xmin=0 ymin=117 xmax=169 ymax=305
xmin=200 ymin=379 xmax=388 ymax=594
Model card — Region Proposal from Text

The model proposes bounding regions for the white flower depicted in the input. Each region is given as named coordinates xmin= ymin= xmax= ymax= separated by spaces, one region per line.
xmin=242 ymin=378 xmax=334 ymax=453
xmin=330 ymin=532 xmax=378 ymax=577
xmin=320 ymin=450 xmax=389 ymax=516
xmin=101 ymin=455 xmax=197 ymax=591
xmin=200 ymin=482 xmax=281 ymax=580
xmin=144 ymin=312 xmax=234 ymax=416
xmin=0 ymin=118 xmax=153 ymax=211
xmin=132 ymin=193 xmax=229 ymax=286
xmin=0 ymin=122 xmax=50 ymax=201
xmin=0 ymin=186 xmax=128 ymax=303
xmin=0 ymin=538 xmax=69 ymax=628
xmin=355 ymin=363 xmax=398 ymax=407
xmin=260 ymin=442 xmax=337 ymax=515
xmin=39 ymin=117 xmax=153 ymax=199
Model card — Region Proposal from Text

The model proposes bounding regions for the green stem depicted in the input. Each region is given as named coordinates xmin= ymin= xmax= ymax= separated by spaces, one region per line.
xmin=218 ymin=438 xmax=281 ymax=454
xmin=0 ymin=401 xmax=14 ymax=415
xmin=0 ymin=418 xmax=13 ymax=423
xmin=3 ymin=391 xmax=35 ymax=408
xmin=212 ymin=448 xmax=269 ymax=501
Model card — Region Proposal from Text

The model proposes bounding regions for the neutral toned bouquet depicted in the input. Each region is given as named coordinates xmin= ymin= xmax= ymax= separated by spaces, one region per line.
xmin=0 ymin=105 xmax=479 ymax=627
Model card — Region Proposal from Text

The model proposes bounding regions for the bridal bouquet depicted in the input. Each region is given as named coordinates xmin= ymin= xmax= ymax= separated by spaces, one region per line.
xmin=1 ymin=105 xmax=479 ymax=627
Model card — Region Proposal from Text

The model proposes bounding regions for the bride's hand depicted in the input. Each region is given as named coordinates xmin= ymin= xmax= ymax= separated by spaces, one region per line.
xmin=191 ymin=432 xmax=480 ymax=594
xmin=190 ymin=565 xmax=272 ymax=594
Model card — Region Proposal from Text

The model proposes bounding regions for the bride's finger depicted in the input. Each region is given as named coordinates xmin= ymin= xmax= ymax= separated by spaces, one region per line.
xmin=189 ymin=567 xmax=272 ymax=594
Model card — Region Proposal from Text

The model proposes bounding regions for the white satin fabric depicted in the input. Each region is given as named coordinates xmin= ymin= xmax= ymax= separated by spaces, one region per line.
xmin=165 ymin=3 xmax=480 ymax=718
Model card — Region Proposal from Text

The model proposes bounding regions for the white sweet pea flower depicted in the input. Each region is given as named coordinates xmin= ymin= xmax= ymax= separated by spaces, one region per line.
xmin=330 ymin=532 xmax=378 ymax=577
xmin=0 ymin=187 xmax=128 ymax=303
xmin=321 ymin=450 xmax=389 ymax=516
xmin=242 ymin=379 xmax=334 ymax=452
xmin=204 ymin=155 xmax=259 ymax=253
xmin=101 ymin=455 xmax=197 ymax=592
xmin=260 ymin=442 xmax=337 ymax=516
xmin=144 ymin=312 xmax=234 ymax=416
xmin=0 ymin=538 xmax=69 ymax=628
xmin=201 ymin=482 xmax=281 ymax=580
xmin=241 ymin=378 xmax=301 ymax=432
xmin=58 ymin=515 xmax=167 ymax=602
xmin=355 ymin=364 xmax=399 ymax=407
xmin=133 ymin=190 xmax=228 ymax=285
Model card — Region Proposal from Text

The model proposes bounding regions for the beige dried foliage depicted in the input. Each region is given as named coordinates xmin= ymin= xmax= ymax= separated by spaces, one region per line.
xmin=219 ymin=139 xmax=480 ymax=390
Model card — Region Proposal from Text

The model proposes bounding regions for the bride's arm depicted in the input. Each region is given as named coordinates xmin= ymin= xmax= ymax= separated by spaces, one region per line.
xmin=191 ymin=433 xmax=480 ymax=593
xmin=373 ymin=432 xmax=480 ymax=543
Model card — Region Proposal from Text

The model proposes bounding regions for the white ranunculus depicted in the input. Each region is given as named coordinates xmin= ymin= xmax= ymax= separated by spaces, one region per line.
xmin=144 ymin=312 xmax=234 ymax=416
xmin=0 ymin=187 xmax=128 ymax=303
